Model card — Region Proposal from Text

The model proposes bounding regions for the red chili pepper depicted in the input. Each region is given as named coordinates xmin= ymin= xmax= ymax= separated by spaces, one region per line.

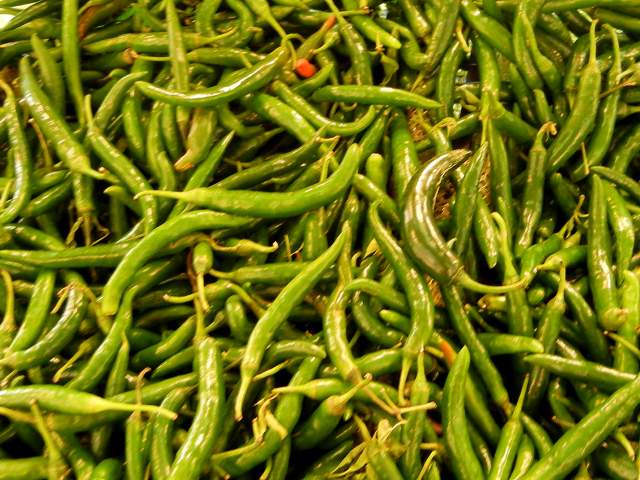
xmin=439 ymin=339 xmax=457 ymax=366
xmin=323 ymin=14 xmax=336 ymax=30
xmin=295 ymin=58 xmax=317 ymax=79
xmin=431 ymin=421 xmax=443 ymax=435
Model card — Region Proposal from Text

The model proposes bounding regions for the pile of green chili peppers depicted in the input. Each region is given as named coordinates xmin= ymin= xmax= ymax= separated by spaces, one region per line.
xmin=0 ymin=0 xmax=639 ymax=478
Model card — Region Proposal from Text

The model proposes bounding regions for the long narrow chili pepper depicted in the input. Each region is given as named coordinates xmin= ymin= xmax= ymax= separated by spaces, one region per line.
xmin=168 ymin=337 xmax=224 ymax=480
xmin=477 ymin=334 xmax=543 ymax=356
xmin=546 ymin=22 xmax=601 ymax=173
xmin=390 ymin=111 xmax=420 ymax=207
xmin=2 ymin=273 xmax=88 ymax=370
xmin=539 ymin=271 xmax=610 ymax=364
xmin=0 ymin=385 xmax=175 ymax=418
xmin=138 ymin=143 xmax=361 ymax=219
xmin=603 ymin=181 xmax=635 ymax=285
xmin=474 ymin=196 xmax=500 ymax=269
xmin=571 ymin=26 xmax=620 ymax=180
xmin=453 ymin=144 xmax=489 ymax=257
xmin=323 ymin=226 xmax=363 ymax=387
xmin=87 ymin=112 xmax=158 ymax=235
xmin=124 ymin=406 xmax=145 ymax=480
xmin=168 ymin=131 xmax=234 ymax=219
xmin=487 ymin=93 xmax=537 ymax=144
xmin=486 ymin=119 xmax=515 ymax=246
xmin=31 ymin=34 xmax=65 ymax=114
xmin=312 ymin=84 xmax=441 ymax=110
xmin=614 ymin=271 xmax=640 ymax=374
xmin=402 ymin=149 xmax=525 ymax=294
xmin=442 ymin=347 xmax=485 ymax=480
xmin=590 ymin=165 xmax=640 ymax=203
xmin=369 ymin=202 xmax=434 ymax=403
xmin=488 ymin=380 xmax=527 ymax=480
xmin=92 ymin=71 xmax=147 ymax=131
xmin=234 ymin=228 xmax=347 ymax=420
xmin=150 ymin=388 xmax=191 ymax=480
xmin=588 ymin=175 xmax=625 ymax=330
xmin=514 ymin=124 xmax=554 ymax=257
xmin=460 ymin=0 xmax=514 ymax=61
xmin=422 ymin=0 xmax=461 ymax=74
xmin=441 ymin=284 xmax=510 ymax=412
xmin=526 ymin=267 xmax=566 ymax=411
xmin=19 ymin=58 xmax=102 ymax=179
xmin=7 ymin=270 xmax=54 ymax=352
xmin=436 ymin=40 xmax=465 ymax=121
xmin=241 ymin=91 xmax=317 ymax=144
xmin=524 ymin=354 xmax=632 ymax=391
xmin=0 ymin=81 xmax=31 ymax=226
xmin=351 ymin=257 xmax=405 ymax=348
xmin=272 ymin=81 xmax=376 ymax=136
xmin=67 ymin=289 xmax=135 ymax=392
xmin=90 ymin=337 xmax=130 ymax=458
xmin=136 ymin=46 xmax=288 ymax=107
xmin=512 ymin=11 xmax=544 ymax=92
xmin=398 ymin=0 xmax=430 ymax=38
xmin=520 ymin=371 xmax=640 ymax=480
xmin=62 ymin=0 xmax=84 ymax=124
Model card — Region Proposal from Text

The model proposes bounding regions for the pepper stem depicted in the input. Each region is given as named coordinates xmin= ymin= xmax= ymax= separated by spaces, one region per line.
xmin=398 ymin=358 xmax=411 ymax=406
xmin=416 ymin=451 xmax=438 ymax=480
xmin=195 ymin=274 xmax=210 ymax=312
xmin=271 ymin=384 xmax=310 ymax=395
xmin=606 ymin=331 xmax=640 ymax=360
xmin=106 ymin=400 xmax=178 ymax=420
xmin=211 ymin=239 xmax=278 ymax=255
xmin=208 ymin=269 xmax=233 ymax=280
xmin=353 ymin=413 xmax=372 ymax=441
xmin=162 ymin=292 xmax=197 ymax=304
xmin=253 ymin=360 xmax=291 ymax=381
xmin=134 ymin=190 xmax=185 ymax=201
xmin=457 ymin=272 xmax=527 ymax=294
xmin=30 ymin=401 xmax=66 ymax=475
xmin=0 ymin=406 xmax=33 ymax=424
xmin=53 ymin=341 xmax=91 ymax=383
xmin=328 ymin=375 xmax=372 ymax=415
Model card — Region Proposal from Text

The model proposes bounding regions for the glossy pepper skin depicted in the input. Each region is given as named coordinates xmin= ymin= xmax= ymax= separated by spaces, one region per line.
xmin=588 ymin=175 xmax=625 ymax=331
xmin=442 ymin=347 xmax=485 ymax=480
xmin=136 ymin=47 xmax=288 ymax=107
xmin=402 ymin=150 xmax=472 ymax=285
xmin=402 ymin=149 xmax=525 ymax=295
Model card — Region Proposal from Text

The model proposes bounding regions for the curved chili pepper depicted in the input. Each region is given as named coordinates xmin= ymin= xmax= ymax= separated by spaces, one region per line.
xmin=402 ymin=149 xmax=526 ymax=294
xmin=136 ymin=46 xmax=288 ymax=107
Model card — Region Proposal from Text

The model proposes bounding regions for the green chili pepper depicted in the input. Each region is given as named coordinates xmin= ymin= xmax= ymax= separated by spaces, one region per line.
xmin=520 ymin=370 xmax=640 ymax=480
xmin=402 ymin=149 xmax=525 ymax=294
xmin=442 ymin=347 xmax=485 ymax=480
xmin=136 ymin=46 xmax=288 ymax=107
xmin=588 ymin=175 xmax=626 ymax=330
xmin=234 ymin=228 xmax=347 ymax=420
xmin=312 ymin=85 xmax=441 ymax=110
xmin=546 ymin=22 xmax=601 ymax=173
xmin=139 ymin=143 xmax=361 ymax=219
